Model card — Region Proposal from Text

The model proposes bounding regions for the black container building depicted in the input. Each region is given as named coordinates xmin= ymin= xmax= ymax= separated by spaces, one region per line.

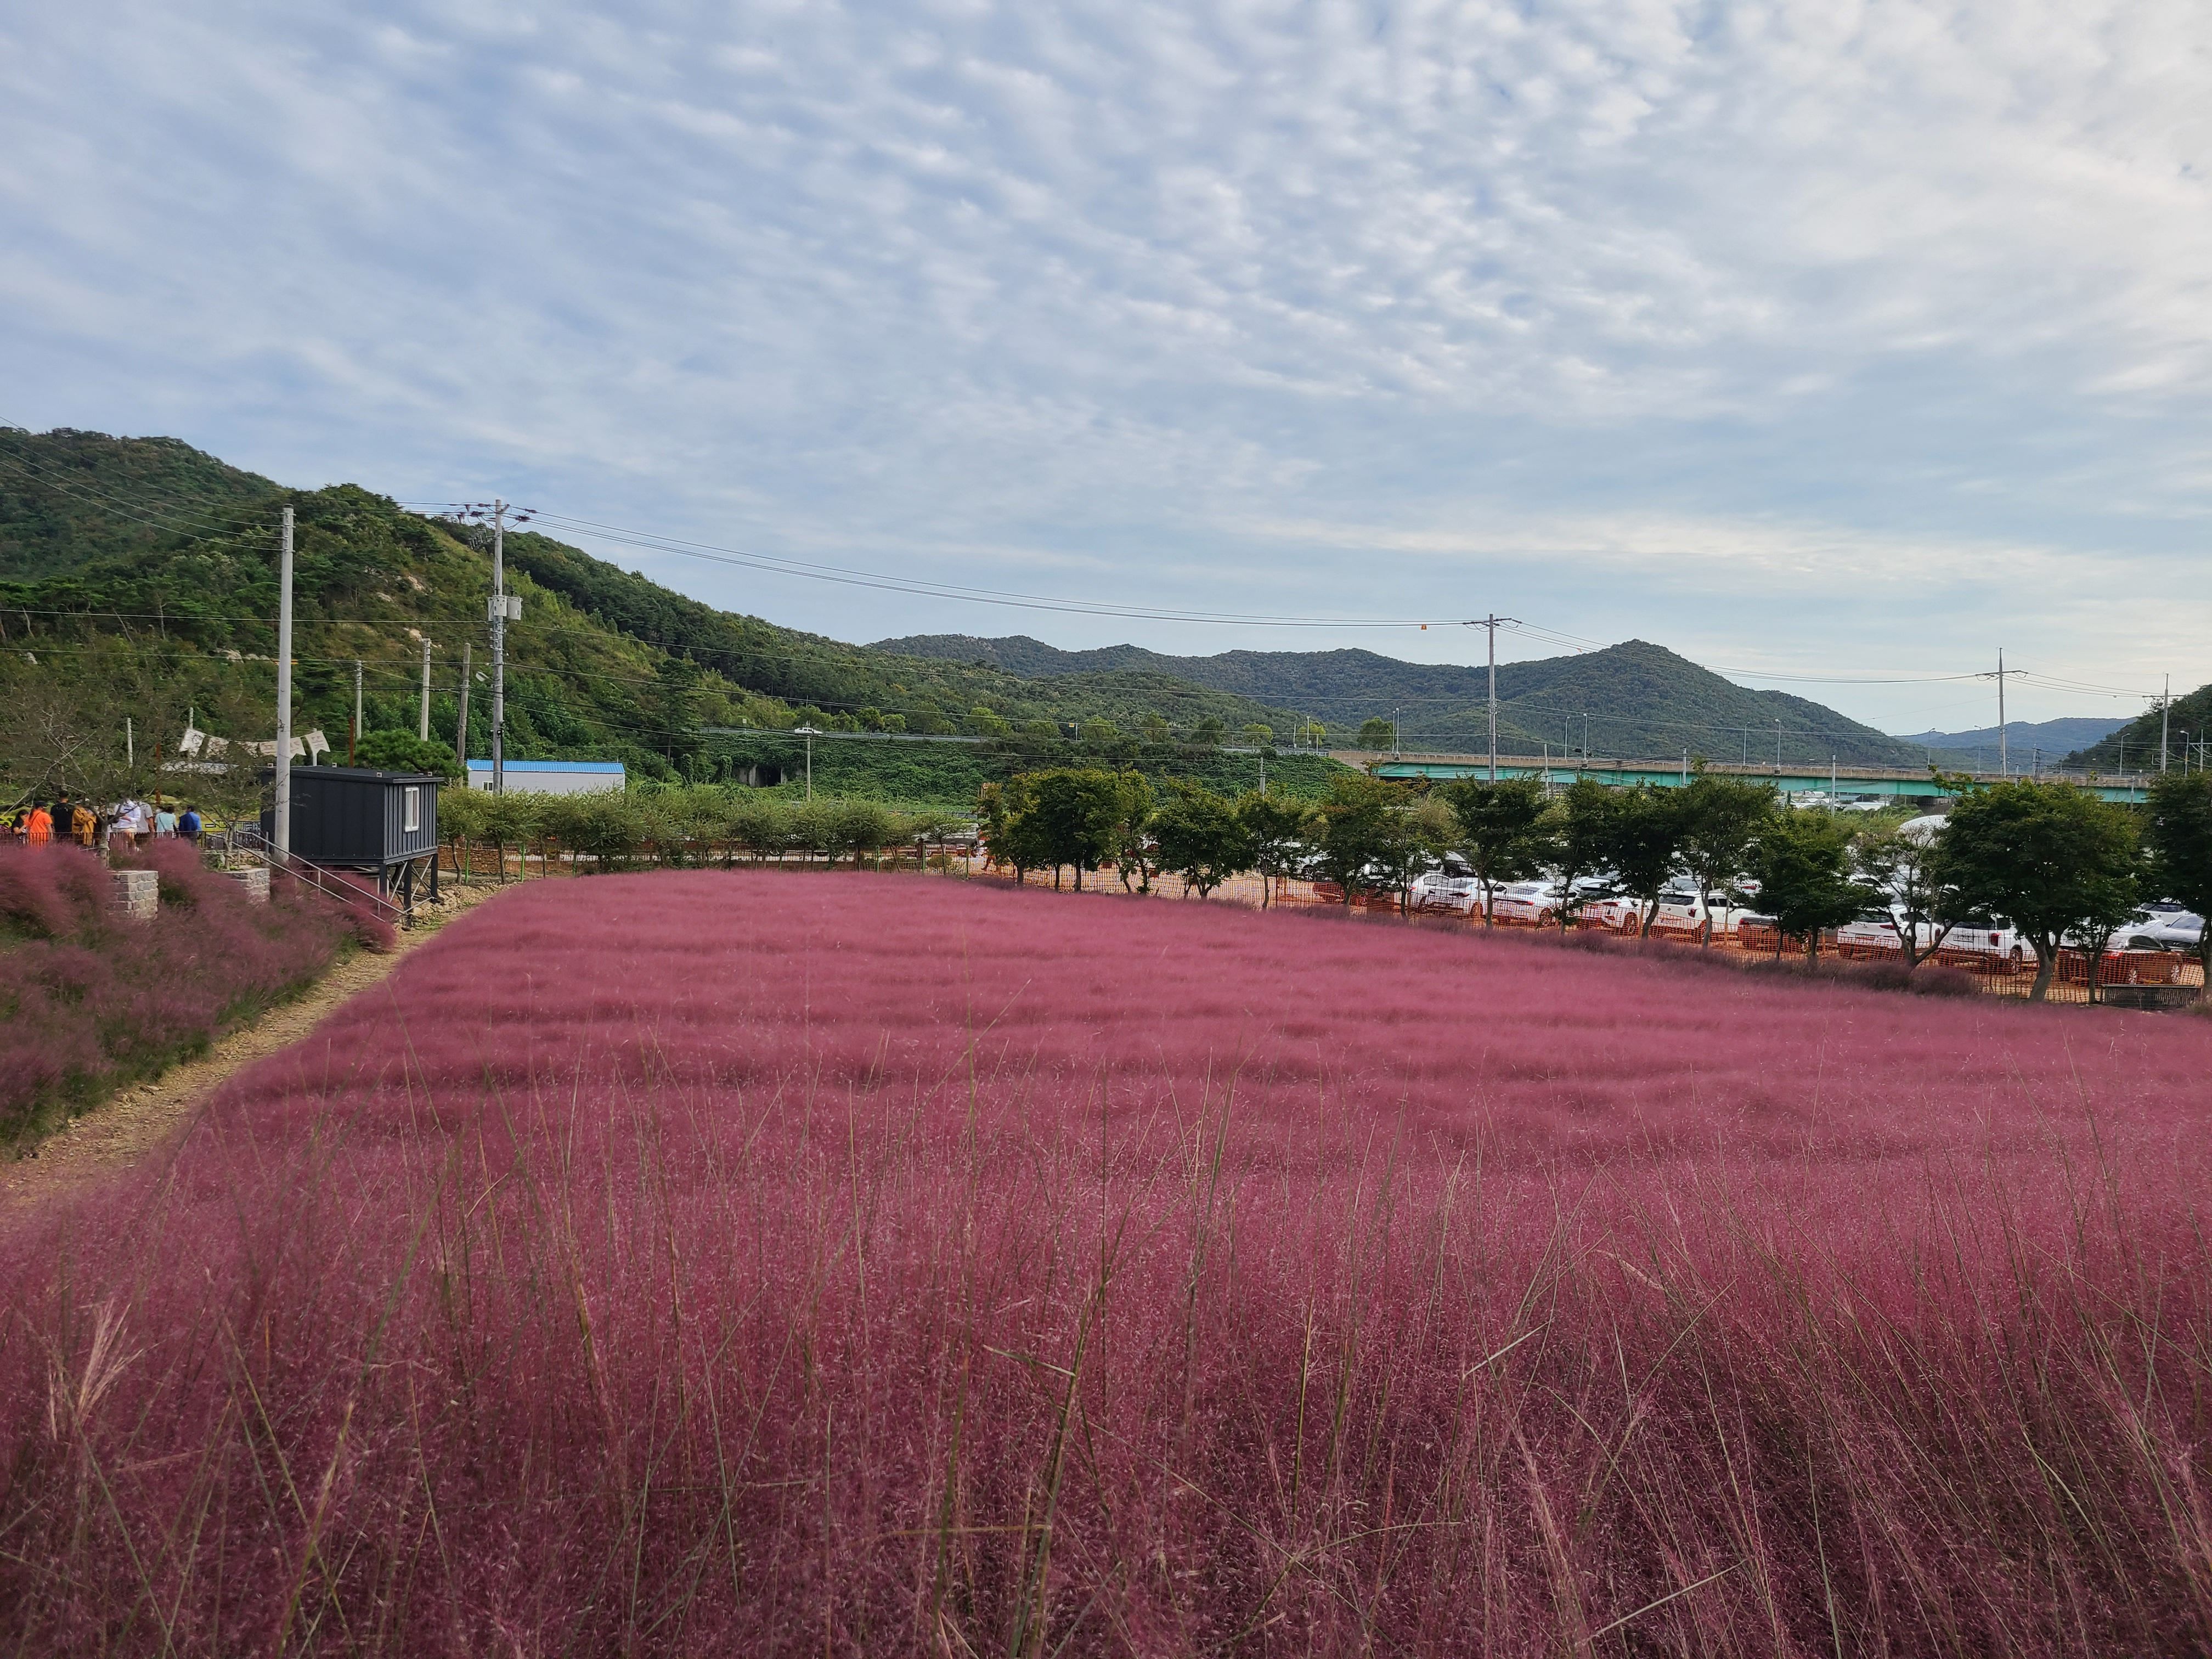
xmin=261 ymin=766 xmax=442 ymax=915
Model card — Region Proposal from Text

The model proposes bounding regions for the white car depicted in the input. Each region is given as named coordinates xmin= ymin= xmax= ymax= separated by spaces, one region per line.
xmin=1409 ymin=872 xmax=1482 ymax=915
xmin=1594 ymin=888 xmax=1745 ymax=938
xmin=1489 ymin=882 xmax=1567 ymax=926
xmin=1929 ymin=920 xmax=2030 ymax=967
xmin=1834 ymin=909 xmax=1912 ymax=955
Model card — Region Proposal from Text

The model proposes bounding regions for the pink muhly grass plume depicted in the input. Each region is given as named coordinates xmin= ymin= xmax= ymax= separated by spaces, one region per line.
xmin=1 ymin=869 xmax=2209 ymax=1655
xmin=0 ymin=840 xmax=354 ymax=1139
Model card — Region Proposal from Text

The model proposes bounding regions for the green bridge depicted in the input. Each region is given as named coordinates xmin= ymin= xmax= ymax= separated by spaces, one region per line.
xmin=1358 ymin=753 xmax=2152 ymax=805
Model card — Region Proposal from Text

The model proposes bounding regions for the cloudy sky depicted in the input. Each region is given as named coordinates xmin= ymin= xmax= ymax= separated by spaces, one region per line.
xmin=4 ymin=1 xmax=2207 ymax=733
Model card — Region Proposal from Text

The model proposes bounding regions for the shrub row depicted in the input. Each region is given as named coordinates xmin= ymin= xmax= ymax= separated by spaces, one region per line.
xmin=437 ymin=785 xmax=968 ymax=873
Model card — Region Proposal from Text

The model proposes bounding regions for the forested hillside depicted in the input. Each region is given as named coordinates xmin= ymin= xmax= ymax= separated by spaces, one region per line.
xmin=0 ymin=428 xmax=281 ymax=579
xmin=0 ymin=428 xmax=1321 ymax=809
xmin=2067 ymin=684 xmax=2212 ymax=771
xmin=874 ymin=633 xmax=1931 ymax=766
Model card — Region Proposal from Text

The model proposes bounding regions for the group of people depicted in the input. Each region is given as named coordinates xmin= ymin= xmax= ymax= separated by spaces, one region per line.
xmin=4 ymin=792 xmax=202 ymax=849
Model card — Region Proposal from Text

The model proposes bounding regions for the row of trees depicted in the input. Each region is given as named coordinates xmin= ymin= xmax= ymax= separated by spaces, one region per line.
xmin=978 ymin=765 xmax=2212 ymax=1003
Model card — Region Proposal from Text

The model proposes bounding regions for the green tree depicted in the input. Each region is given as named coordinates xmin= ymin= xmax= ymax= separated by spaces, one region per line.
xmin=1313 ymin=772 xmax=1408 ymax=909
xmin=1440 ymin=776 xmax=1547 ymax=927
xmin=2143 ymin=771 xmax=2212 ymax=980
xmin=1386 ymin=795 xmax=1459 ymax=914
xmin=1935 ymin=780 xmax=2142 ymax=1001
xmin=1357 ymin=716 xmax=1395 ymax=751
xmin=355 ymin=728 xmax=464 ymax=780
xmin=1151 ymin=782 xmax=1254 ymax=899
xmin=1189 ymin=715 xmax=1226 ymax=751
xmin=1754 ymin=811 xmax=1874 ymax=965
xmin=1601 ymin=786 xmax=1688 ymax=937
xmin=1109 ymin=772 xmax=1158 ymax=893
xmin=1851 ymin=817 xmax=1962 ymax=972
xmin=1021 ymin=767 xmax=1128 ymax=890
xmin=1240 ymin=723 xmax=1273 ymax=748
xmin=1539 ymin=777 xmax=1617 ymax=931
xmin=1237 ymin=790 xmax=1314 ymax=910
xmin=1674 ymin=769 xmax=1776 ymax=945
xmin=979 ymin=776 xmax=1045 ymax=881
xmin=654 ymin=656 xmax=704 ymax=772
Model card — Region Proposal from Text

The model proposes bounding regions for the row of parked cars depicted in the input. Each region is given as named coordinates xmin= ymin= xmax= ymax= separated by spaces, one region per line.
xmin=1405 ymin=864 xmax=2205 ymax=962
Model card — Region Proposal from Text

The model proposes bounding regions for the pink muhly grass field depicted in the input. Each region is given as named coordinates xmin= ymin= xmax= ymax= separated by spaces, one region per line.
xmin=0 ymin=841 xmax=360 ymax=1141
xmin=5 ymin=871 xmax=2211 ymax=1655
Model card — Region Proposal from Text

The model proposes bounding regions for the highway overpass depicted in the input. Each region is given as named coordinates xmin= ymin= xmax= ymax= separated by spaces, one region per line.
xmin=1348 ymin=753 xmax=2153 ymax=805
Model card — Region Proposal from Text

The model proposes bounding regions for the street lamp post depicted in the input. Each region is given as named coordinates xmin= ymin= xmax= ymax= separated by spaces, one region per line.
xmin=793 ymin=725 xmax=821 ymax=799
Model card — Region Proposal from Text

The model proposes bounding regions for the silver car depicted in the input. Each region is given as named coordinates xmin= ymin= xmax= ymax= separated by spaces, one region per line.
xmin=2118 ymin=909 xmax=2205 ymax=952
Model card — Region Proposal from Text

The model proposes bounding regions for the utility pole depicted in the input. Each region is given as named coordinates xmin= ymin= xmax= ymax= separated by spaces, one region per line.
xmin=125 ymin=716 xmax=133 ymax=772
xmin=491 ymin=499 xmax=507 ymax=796
xmin=274 ymin=505 xmax=294 ymax=856
xmin=2162 ymin=674 xmax=2171 ymax=772
xmin=794 ymin=725 xmax=820 ymax=799
xmin=1997 ymin=649 xmax=2007 ymax=776
xmin=454 ymin=642 xmax=472 ymax=774
xmin=1582 ymin=713 xmax=1589 ymax=770
xmin=350 ymin=659 xmax=362 ymax=765
xmin=1774 ymin=720 xmax=1782 ymax=773
xmin=419 ymin=637 xmax=433 ymax=741
xmin=1465 ymin=616 xmax=1516 ymax=782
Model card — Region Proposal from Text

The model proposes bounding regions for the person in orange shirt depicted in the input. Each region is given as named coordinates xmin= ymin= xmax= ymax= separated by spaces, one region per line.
xmin=24 ymin=804 xmax=53 ymax=844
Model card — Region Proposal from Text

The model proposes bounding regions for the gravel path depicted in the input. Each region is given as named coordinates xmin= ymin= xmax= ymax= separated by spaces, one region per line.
xmin=1 ymin=880 xmax=505 ymax=1215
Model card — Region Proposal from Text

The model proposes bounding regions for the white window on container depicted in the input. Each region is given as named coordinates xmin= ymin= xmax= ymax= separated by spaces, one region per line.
xmin=403 ymin=787 xmax=420 ymax=832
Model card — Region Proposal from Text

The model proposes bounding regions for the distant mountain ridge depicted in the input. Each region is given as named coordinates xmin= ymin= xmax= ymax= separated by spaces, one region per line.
xmin=872 ymin=633 xmax=1933 ymax=768
xmin=1898 ymin=717 xmax=2130 ymax=771
xmin=0 ymin=430 xmax=1308 ymax=783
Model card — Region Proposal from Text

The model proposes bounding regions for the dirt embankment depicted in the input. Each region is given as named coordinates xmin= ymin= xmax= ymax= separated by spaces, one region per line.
xmin=1 ymin=881 xmax=504 ymax=1215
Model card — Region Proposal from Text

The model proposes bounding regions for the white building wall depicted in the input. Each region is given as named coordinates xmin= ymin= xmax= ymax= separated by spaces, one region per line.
xmin=464 ymin=762 xmax=626 ymax=796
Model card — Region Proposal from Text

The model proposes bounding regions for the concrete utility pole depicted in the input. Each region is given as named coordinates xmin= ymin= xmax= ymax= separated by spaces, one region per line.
xmin=454 ymin=642 xmax=472 ymax=773
xmin=1997 ymin=649 xmax=2007 ymax=776
xmin=2162 ymin=674 xmax=2171 ymax=772
xmin=1466 ymin=616 xmax=1517 ymax=782
xmin=794 ymin=725 xmax=821 ymax=799
xmin=491 ymin=499 xmax=507 ymax=796
xmin=351 ymin=659 xmax=363 ymax=765
xmin=419 ymin=637 xmax=433 ymax=741
xmin=274 ymin=505 xmax=294 ymax=855
xmin=1774 ymin=720 xmax=1782 ymax=772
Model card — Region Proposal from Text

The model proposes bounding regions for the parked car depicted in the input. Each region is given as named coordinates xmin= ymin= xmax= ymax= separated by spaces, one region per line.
xmin=1409 ymin=872 xmax=1483 ymax=915
xmin=1834 ymin=908 xmax=1911 ymax=955
xmin=1489 ymin=882 xmax=1567 ymax=926
xmin=2114 ymin=910 xmax=2204 ymax=952
xmin=1594 ymin=887 xmax=1746 ymax=937
xmin=1929 ymin=919 xmax=2030 ymax=967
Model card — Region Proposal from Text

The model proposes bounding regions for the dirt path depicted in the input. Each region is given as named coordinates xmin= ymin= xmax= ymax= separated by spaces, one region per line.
xmin=1 ymin=881 xmax=506 ymax=1215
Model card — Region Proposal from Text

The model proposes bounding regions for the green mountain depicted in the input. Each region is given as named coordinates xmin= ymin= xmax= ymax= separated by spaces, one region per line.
xmin=0 ymin=428 xmax=1317 ymax=805
xmin=0 ymin=428 xmax=283 ymax=579
xmin=2066 ymin=686 xmax=2212 ymax=772
xmin=872 ymin=633 xmax=1931 ymax=768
